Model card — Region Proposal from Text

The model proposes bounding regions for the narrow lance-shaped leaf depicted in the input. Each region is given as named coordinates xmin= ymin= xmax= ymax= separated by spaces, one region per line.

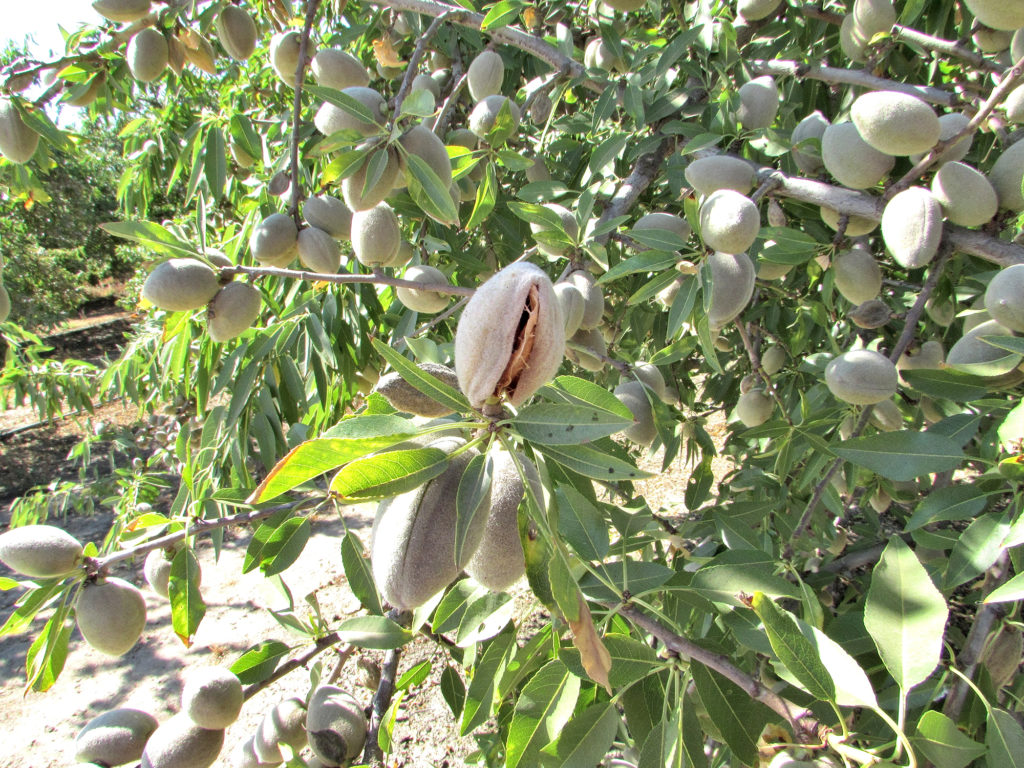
xmin=329 ymin=447 xmax=449 ymax=500
xmin=455 ymin=452 xmax=493 ymax=567
xmin=505 ymin=660 xmax=581 ymax=768
xmin=864 ymin=537 xmax=948 ymax=691
xmin=751 ymin=591 xmax=835 ymax=704
xmin=169 ymin=547 xmax=206 ymax=646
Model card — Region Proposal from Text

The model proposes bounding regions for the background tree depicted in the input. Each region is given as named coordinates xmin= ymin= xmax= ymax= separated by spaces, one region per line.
xmin=1 ymin=0 xmax=1024 ymax=767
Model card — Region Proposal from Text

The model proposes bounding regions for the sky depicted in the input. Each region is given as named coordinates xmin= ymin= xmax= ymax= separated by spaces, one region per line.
xmin=3 ymin=0 xmax=104 ymax=58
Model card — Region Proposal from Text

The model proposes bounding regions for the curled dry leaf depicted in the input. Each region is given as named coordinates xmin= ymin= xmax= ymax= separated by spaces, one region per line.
xmin=372 ymin=37 xmax=403 ymax=68
xmin=569 ymin=595 xmax=612 ymax=694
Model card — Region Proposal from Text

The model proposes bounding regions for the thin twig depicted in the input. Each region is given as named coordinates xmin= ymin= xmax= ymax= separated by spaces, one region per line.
xmin=735 ymin=322 xmax=791 ymax=424
xmin=614 ymin=603 xmax=817 ymax=740
xmin=432 ymin=72 xmax=468 ymax=136
xmin=363 ymin=609 xmax=409 ymax=767
xmin=288 ymin=0 xmax=323 ymax=225
xmin=748 ymin=59 xmax=960 ymax=106
xmin=393 ymin=10 xmax=459 ymax=119
xmin=892 ymin=25 xmax=996 ymax=72
xmin=242 ymin=634 xmax=349 ymax=700
xmin=220 ymin=264 xmax=475 ymax=296
xmin=889 ymin=62 xmax=1024 ymax=196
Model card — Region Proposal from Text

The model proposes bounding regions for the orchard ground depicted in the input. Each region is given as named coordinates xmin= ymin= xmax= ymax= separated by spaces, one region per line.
xmin=0 ymin=319 xmax=731 ymax=767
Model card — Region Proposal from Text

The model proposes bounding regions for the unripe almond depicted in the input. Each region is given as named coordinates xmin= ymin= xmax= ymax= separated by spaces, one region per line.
xmin=909 ymin=112 xmax=972 ymax=166
xmin=853 ymin=0 xmax=896 ymax=37
xmin=834 ymin=246 xmax=882 ymax=305
xmin=869 ymin=487 xmax=892 ymax=513
xmin=632 ymin=211 xmax=691 ymax=243
xmin=0 ymin=98 xmax=39 ymax=164
xmin=374 ymin=363 xmax=461 ymax=417
xmin=707 ymin=251 xmax=756 ymax=330
xmin=849 ymin=299 xmax=892 ymax=329
xmin=253 ymin=697 xmax=307 ymax=763
xmin=468 ymin=95 xmax=521 ymax=142
xmin=736 ymin=76 xmax=779 ymax=130
xmin=303 ymin=195 xmax=352 ymax=239
xmin=372 ymin=437 xmax=484 ymax=609
xmin=931 ymin=161 xmax=998 ymax=227
xmin=525 ymin=157 xmax=551 ymax=183
xmin=399 ymin=124 xmax=453 ymax=189
xmin=819 ymin=206 xmax=878 ymax=236
xmin=738 ymin=0 xmax=782 ymax=20
xmin=898 ymin=341 xmax=945 ymax=377
xmin=208 ymin=281 xmax=262 ymax=342
xmin=75 ymin=708 xmax=158 ymax=767
xmin=985 ymin=264 xmax=1024 ymax=332
xmin=234 ymin=736 xmax=277 ymax=768
xmin=0 ymin=524 xmax=82 ymax=577
xmin=736 ymin=389 xmax=773 ymax=427
xmin=342 ymin=148 xmax=400 ymax=211
xmin=217 ymin=6 xmax=256 ymax=61
xmin=92 ymin=0 xmax=151 ymax=23
xmin=566 ymin=327 xmax=607 ymax=371
xmin=565 ymin=270 xmax=604 ymax=329
xmin=465 ymin=449 xmax=540 ymax=591
xmin=351 ymin=203 xmax=401 ymax=268
xmin=553 ymin=282 xmax=585 ymax=336
xmin=143 ymin=258 xmax=220 ymax=312
xmin=975 ymin=27 xmax=1014 ymax=52
xmin=530 ymin=203 xmax=579 ymax=257
xmin=632 ymin=362 xmax=668 ymax=400
xmin=390 ymin=241 xmax=415 ymax=269
xmin=314 ymin=87 xmax=386 ymax=137
xmin=584 ymin=38 xmax=625 ymax=72
xmin=77 ymin=577 xmax=147 ymax=657
xmin=410 ymin=73 xmax=441 ymax=104
xmin=140 ymin=714 xmax=224 ymax=768
xmin=684 ymin=155 xmax=755 ymax=196
xmin=868 ymin=397 xmax=902 ymax=432
xmin=396 ymin=264 xmax=450 ymax=312
xmin=988 ymin=139 xmax=1024 ymax=211
xmin=881 ymin=186 xmax=942 ymax=269
xmin=311 ymin=48 xmax=370 ymax=90
xmin=455 ymin=262 xmax=564 ymax=407
xmin=756 ymin=259 xmax=793 ymax=280
xmin=791 ymin=110 xmax=829 ymax=174
xmin=963 ymin=0 xmax=1024 ymax=31
xmin=127 ymin=28 xmax=168 ymax=83
xmin=297 ymin=227 xmax=341 ymax=273
xmin=822 ymin=121 xmax=895 ymax=189
xmin=306 ymin=687 xmax=366 ymax=766
xmin=839 ymin=14 xmax=869 ymax=62
xmin=925 ymin=297 xmax=956 ymax=326
xmin=249 ymin=213 xmax=298 ymax=265
xmin=947 ymin=319 xmax=1020 ymax=376
xmin=851 ymin=91 xmax=940 ymax=156
xmin=614 ymin=380 xmax=657 ymax=446
xmin=181 ymin=667 xmax=243 ymax=729
xmin=270 ymin=30 xmax=304 ymax=83
xmin=825 ymin=348 xmax=898 ymax=405
xmin=182 ymin=33 xmax=217 ymax=75
xmin=761 ymin=346 xmax=786 ymax=375
xmin=467 ymin=50 xmax=504 ymax=101
xmin=699 ymin=190 xmax=760 ymax=254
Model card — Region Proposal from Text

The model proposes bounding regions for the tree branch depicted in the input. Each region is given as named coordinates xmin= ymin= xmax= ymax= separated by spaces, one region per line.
xmin=242 ymin=633 xmax=351 ymax=700
xmin=363 ymin=609 xmax=409 ymax=767
xmin=377 ymin=0 xmax=600 ymax=93
xmin=220 ymin=264 xmax=475 ymax=296
xmin=748 ymin=59 xmax=960 ymax=106
xmin=288 ymin=0 xmax=323 ymax=224
xmin=392 ymin=9 xmax=457 ymax=119
xmin=892 ymin=25 xmax=997 ymax=73
xmin=614 ymin=603 xmax=817 ymax=740
xmin=594 ymin=134 xmax=680 ymax=245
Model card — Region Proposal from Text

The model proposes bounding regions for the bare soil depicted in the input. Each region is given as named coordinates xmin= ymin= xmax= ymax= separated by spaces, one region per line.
xmin=0 ymin=315 xmax=724 ymax=768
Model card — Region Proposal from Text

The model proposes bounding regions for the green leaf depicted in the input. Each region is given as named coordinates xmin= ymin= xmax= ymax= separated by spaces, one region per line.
xmin=984 ymin=571 xmax=1024 ymax=603
xmin=548 ymin=553 xmax=581 ymax=622
xmin=372 ymin=339 xmax=471 ymax=414
xmin=440 ymin=664 xmax=466 ymax=718
xmin=433 ymin=580 xmax=483 ymax=635
xmin=203 ymin=126 xmax=226 ymax=202
xmin=462 ymin=631 xmax=517 ymax=735
xmin=901 ymin=369 xmax=992 ymax=401
xmin=863 ymin=538 xmax=948 ymax=690
xmin=399 ymin=88 xmax=437 ymax=118
xmin=341 ymin=532 xmax=382 ymax=614
xmin=944 ymin=513 xmax=1011 ymax=590
xmin=24 ymin=612 xmax=71 ymax=692
xmin=539 ymin=375 xmax=633 ymax=420
xmin=599 ymin=251 xmax=679 ymax=283
xmin=15 ymin=100 xmax=71 ymax=151
xmin=834 ymin=431 xmax=963 ymax=481
xmin=169 ymin=547 xmax=206 ymax=645
xmin=751 ymin=592 xmax=835 ymax=703
xmin=513 ymin=403 xmax=631 ymax=445
xmin=0 ymin=580 xmax=63 ymax=638
xmin=254 ymin=517 xmax=310 ymax=576
xmin=905 ymin=485 xmax=990 ymax=531
xmin=397 ymin=660 xmax=432 ymax=690
xmin=252 ymin=415 xmax=420 ymax=502
xmin=758 ymin=227 xmax=820 ymax=264
xmin=455 ymin=591 xmax=515 ymax=646
xmin=559 ymin=633 xmax=660 ymax=689
xmin=915 ymin=710 xmax=986 ymax=768
xmin=406 ymin=152 xmax=460 ymax=225
xmin=505 ymin=660 xmax=581 ymax=768
xmin=481 ymin=0 xmax=523 ymax=31
xmin=589 ymin=134 xmax=628 ymax=177
xmin=538 ymin=443 xmax=651 ymax=481
xmin=307 ymin=85 xmax=381 ymax=128
xmin=455 ymin=453 xmax=493 ymax=567
xmin=228 ymin=113 xmax=261 ymax=161
xmin=580 ymin=561 xmax=675 ymax=602
xmin=329 ymin=447 xmax=449 ymax=500
xmin=466 ymin=161 xmax=497 ymax=229
xmin=540 ymin=702 xmax=620 ymax=767
xmin=101 ymin=220 xmax=201 ymax=259
xmin=555 ymin=484 xmax=609 ymax=561
xmin=335 ymin=615 xmax=413 ymax=649
xmin=690 ymin=662 xmax=767 ymax=767
xmin=638 ymin=715 xmax=683 ymax=768
xmin=508 ymin=201 xmax=567 ymax=229
xmin=230 ymin=640 xmax=291 ymax=685
xmin=986 ymin=707 xmax=1024 ymax=768
xmin=688 ymin=549 xmax=800 ymax=605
